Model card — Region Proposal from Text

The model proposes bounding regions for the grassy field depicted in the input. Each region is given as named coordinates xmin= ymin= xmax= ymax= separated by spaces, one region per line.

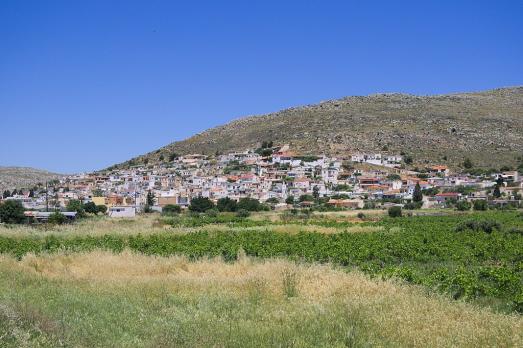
xmin=1 ymin=251 xmax=522 ymax=347
xmin=0 ymin=210 xmax=522 ymax=347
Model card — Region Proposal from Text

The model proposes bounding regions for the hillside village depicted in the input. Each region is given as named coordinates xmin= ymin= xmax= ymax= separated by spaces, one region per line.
xmin=1 ymin=144 xmax=521 ymax=219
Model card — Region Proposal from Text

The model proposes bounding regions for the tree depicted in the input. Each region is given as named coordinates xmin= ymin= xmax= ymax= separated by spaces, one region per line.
xmin=189 ymin=197 xmax=215 ymax=212
xmin=265 ymin=197 xmax=279 ymax=204
xmin=237 ymin=197 xmax=261 ymax=211
xmin=456 ymin=200 xmax=472 ymax=211
xmin=312 ymin=185 xmax=320 ymax=200
xmin=0 ymin=200 xmax=25 ymax=224
xmin=463 ymin=158 xmax=473 ymax=169
xmin=260 ymin=148 xmax=273 ymax=157
xmin=299 ymin=194 xmax=314 ymax=202
xmin=168 ymin=153 xmax=179 ymax=162
xmin=48 ymin=211 xmax=67 ymax=225
xmin=387 ymin=174 xmax=401 ymax=181
xmin=97 ymin=205 xmax=108 ymax=214
xmin=285 ymin=196 xmax=295 ymax=205
xmin=162 ymin=204 xmax=181 ymax=215
xmin=143 ymin=191 xmax=156 ymax=214
xmin=412 ymin=182 xmax=423 ymax=203
xmin=66 ymin=199 xmax=85 ymax=218
xmin=473 ymin=200 xmax=488 ymax=211
xmin=2 ymin=190 xmax=11 ymax=198
xmin=493 ymin=185 xmax=501 ymax=198
xmin=146 ymin=191 xmax=155 ymax=207
xmin=217 ymin=197 xmax=237 ymax=212
xmin=388 ymin=206 xmax=402 ymax=218
xmin=84 ymin=201 xmax=99 ymax=215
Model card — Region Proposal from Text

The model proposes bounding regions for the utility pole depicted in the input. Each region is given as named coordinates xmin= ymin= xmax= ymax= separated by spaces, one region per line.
xmin=45 ymin=181 xmax=49 ymax=212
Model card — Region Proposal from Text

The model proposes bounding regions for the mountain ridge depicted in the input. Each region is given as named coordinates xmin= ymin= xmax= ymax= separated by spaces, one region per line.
xmin=0 ymin=166 xmax=64 ymax=191
xmin=116 ymin=86 xmax=523 ymax=170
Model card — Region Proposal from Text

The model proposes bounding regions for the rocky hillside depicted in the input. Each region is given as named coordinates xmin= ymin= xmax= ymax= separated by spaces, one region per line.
xmin=0 ymin=167 xmax=63 ymax=191
xmin=119 ymin=87 xmax=523 ymax=169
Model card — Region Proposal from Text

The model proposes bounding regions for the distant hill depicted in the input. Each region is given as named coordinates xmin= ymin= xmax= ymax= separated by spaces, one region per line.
xmin=0 ymin=167 xmax=63 ymax=191
xmin=116 ymin=87 xmax=523 ymax=169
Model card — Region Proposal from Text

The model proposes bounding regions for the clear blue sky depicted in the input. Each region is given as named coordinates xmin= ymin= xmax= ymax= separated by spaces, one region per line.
xmin=1 ymin=1 xmax=522 ymax=173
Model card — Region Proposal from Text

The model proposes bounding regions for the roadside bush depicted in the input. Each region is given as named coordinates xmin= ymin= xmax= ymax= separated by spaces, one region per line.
xmin=48 ymin=211 xmax=67 ymax=225
xmin=456 ymin=200 xmax=472 ymax=211
xmin=473 ymin=200 xmax=488 ymax=211
xmin=357 ymin=212 xmax=365 ymax=220
xmin=236 ymin=209 xmax=250 ymax=218
xmin=162 ymin=204 xmax=181 ymax=216
xmin=388 ymin=206 xmax=402 ymax=218
xmin=0 ymin=200 xmax=26 ymax=224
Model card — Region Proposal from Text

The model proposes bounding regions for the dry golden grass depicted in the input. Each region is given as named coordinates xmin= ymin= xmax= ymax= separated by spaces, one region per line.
xmin=0 ymin=214 xmax=180 ymax=238
xmin=0 ymin=213 xmax=386 ymax=238
xmin=4 ymin=251 xmax=522 ymax=347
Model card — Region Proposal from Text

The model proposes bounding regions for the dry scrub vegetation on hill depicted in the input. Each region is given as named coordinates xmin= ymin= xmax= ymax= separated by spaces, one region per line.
xmin=0 ymin=167 xmax=63 ymax=191
xmin=123 ymin=87 xmax=523 ymax=169
xmin=1 ymin=251 xmax=522 ymax=347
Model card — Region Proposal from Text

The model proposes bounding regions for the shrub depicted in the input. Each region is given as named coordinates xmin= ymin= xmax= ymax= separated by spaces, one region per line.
xmin=205 ymin=209 xmax=219 ymax=218
xmin=237 ymin=197 xmax=262 ymax=211
xmin=97 ymin=205 xmax=108 ymax=214
xmin=265 ymin=197 xmax=279 ymax=204
xmin=299 ymin=194 xmax=314 ymax=202
xmin=84 ymin=201 xmax=99 ymax=215
xmin=456 ymin=200 xmax=472 ymax=211
xmin=507 ymin=227 xmax=523 ymax=235
xmin=363 ymin=201 xmax=376 ymax=209
xmin=0 ymin=200 xmax=26 ymax=224
xmin=217 ymin=197 xmax=237 ymax=212
xmin=189 ymin=197 xmax=215 ymax=212
xmin=236 ymin=209 xmax=250 ymax=218
xmin=455 ymin=219 xmax=502 ymax=234
xmin=357 ymin=212 xmax=365 ymax=220
xmin=404 ymin=202 xmax=422 ymax=210
xmin=162 ymin=204 xmax=181 ymax=216
xmin=66 ymin=199 xmax=85 ymax=218
xmin=48 ymin=211 xmax=67 ymax=225
xmin=473 ymin=200 xmax=488 ymax=211
xmin=282 ymin=268 xmax=298 ymax=298
xmin=388 ymin=206 xmax=402 ymax=218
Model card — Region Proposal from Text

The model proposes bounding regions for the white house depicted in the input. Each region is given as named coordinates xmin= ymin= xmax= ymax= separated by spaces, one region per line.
xmin=108 ymin=206 xmax=136 ymax=218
